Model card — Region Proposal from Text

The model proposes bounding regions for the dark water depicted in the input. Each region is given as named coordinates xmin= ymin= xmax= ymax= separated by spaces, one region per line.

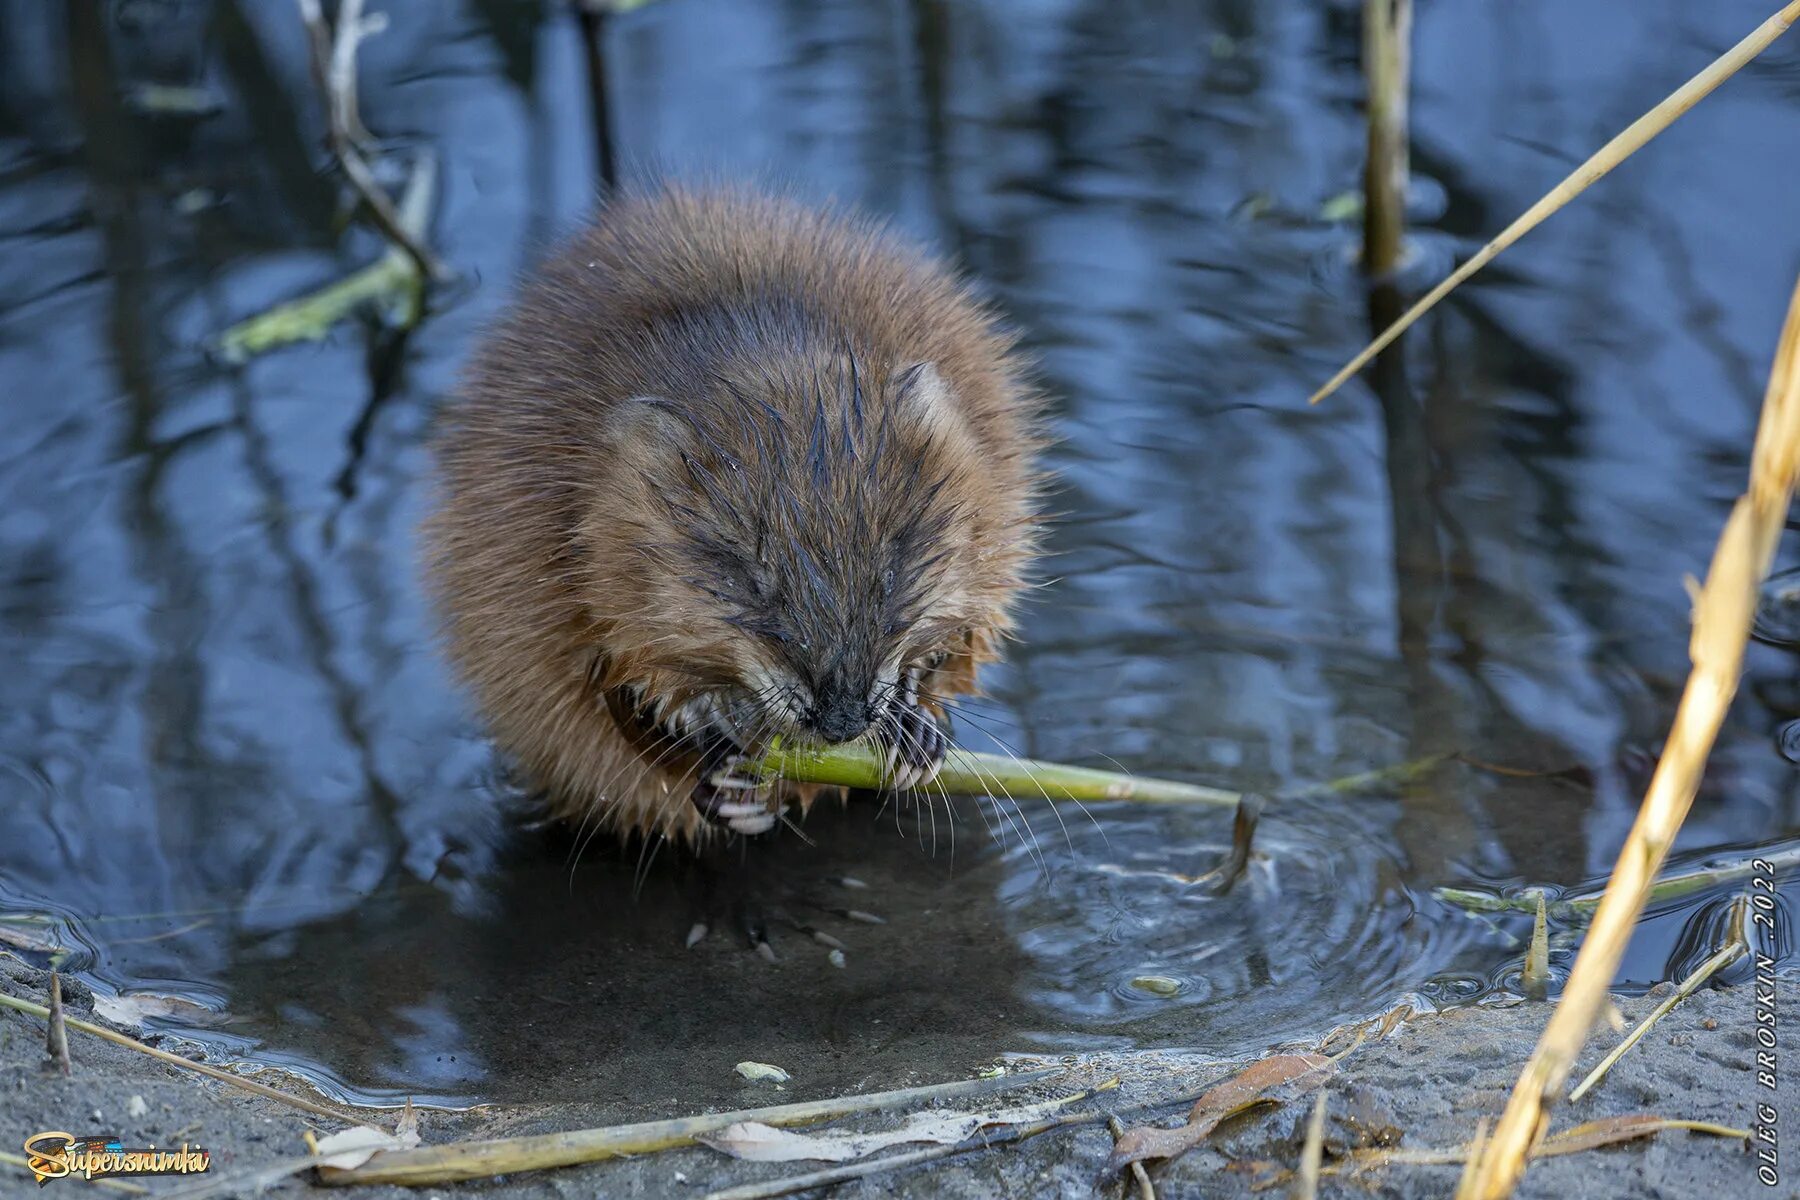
xmin=2 ymin=0 xmax=1798 ymax=1110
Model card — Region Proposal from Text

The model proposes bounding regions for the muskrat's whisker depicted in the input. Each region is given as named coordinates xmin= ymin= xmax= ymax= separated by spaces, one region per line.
xmin=973 ymin=753 xmax=1051 ymax=873
xmin=944 ymin=747 xmax=1034 ymax=864
xmin=579 ymin=712 xmax=724 ymax=889
xmin=922 ymin=774 xmax=939 ymax=858
xmin=915 ymin=689 xmax=1030 ymax=735
xmin=633 ymin=743 xmax=725 ymax=894
xmin=886 ymin=716 xmax=936 ymax=852
xmin=578 ymin=739 xmax=680 ymax=869
xmin=923 ymin=699 xmax=1103 ymax=851
xmin=917 ymin=757 xmax=959 ymax=862
xmin=987 ymin=741 xmax=1090 ymax=856
xmin=633 ymin=831 xmax=668 ymax=898
xmin=926 ymin=739 xmax=1008 ymax=847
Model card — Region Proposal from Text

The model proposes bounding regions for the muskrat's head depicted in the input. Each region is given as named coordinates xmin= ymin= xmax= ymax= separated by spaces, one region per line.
xmin=578 ymin=354 xmax=1035 ymax=751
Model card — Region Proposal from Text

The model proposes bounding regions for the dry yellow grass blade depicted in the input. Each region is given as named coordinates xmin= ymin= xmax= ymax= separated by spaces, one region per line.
xmin=1462 ymin=272 xmax=1800 ymax=1200
xmin=1292 ymin=1090 xmax=1329 ymax=1200
xmin=1356 ymin=1116 xmax=1748 ymax=1171
xmin=1310 ymin=1 xmax=1800 ymax=406
xmin=1566 ymin=898 xmax=1749 ymax=1103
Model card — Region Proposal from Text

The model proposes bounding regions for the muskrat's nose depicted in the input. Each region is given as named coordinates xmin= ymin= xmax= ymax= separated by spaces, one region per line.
xmin=807 ymin=692 xmax=874 ymax=744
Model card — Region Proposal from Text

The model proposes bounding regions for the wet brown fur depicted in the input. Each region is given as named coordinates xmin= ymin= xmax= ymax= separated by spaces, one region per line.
xmin=424 ymin=185 xmax=1042 ymax=844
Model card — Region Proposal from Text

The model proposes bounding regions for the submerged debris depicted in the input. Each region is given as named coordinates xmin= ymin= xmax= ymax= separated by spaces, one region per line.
xmin=1128 ymin=975 xmax=1183 ymax=998
xmin=214 ymin=151 xmax=437 ymax=363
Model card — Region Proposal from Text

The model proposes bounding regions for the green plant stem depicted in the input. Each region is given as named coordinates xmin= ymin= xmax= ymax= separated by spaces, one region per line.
xmin=1435 ymin=843 xmax=1800 ymax=919
xmin=753 ymin=742 xmax=1444 ymax=808
xmin=215 ymin=149 xmax=436 ymax=362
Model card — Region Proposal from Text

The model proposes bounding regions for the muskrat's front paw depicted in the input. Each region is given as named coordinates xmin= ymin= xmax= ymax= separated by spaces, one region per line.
xmin=877 ymin=703 xmax=947 ymax=790
xmin=692 ymin=753 xmax=778 ymax=835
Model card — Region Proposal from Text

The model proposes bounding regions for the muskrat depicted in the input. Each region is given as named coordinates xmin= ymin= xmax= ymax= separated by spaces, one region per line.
xmin=424 ymin=186 xmax=1042 ymax=845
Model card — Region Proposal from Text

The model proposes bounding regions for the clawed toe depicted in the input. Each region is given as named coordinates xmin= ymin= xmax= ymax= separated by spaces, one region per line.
xmin=713 ymin=799 xmax=778 ymax=835
xmin=692 ymin=785 xmax=779 ymax=835
xmin=878 ymin=700 xmax=947 ymax=790
xmin=706 ymin=753 xmax=765 ymax=791
xmin=692 ymin=752 xmax=780 ymax=836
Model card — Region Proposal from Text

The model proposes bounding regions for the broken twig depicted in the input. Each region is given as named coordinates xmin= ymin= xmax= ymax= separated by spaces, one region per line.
xmin=1435 ymin=842 xmax=1800 ymax=919
xmin=295 ymin=0 xmax=448 ymax=280
xmin=44 ymin=971 xmax=71 ymax=1075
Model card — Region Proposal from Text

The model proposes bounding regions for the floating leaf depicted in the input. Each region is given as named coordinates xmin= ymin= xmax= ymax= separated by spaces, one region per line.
xmin=93 ymin=992 xmax=237 ymax=1028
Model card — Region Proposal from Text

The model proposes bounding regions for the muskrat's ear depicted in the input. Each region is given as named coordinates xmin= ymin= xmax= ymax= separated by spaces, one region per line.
xmin=606 ymin=395 xmax=689 ymax=460
xmin=892 ymin=362 xmax=969 ymax=443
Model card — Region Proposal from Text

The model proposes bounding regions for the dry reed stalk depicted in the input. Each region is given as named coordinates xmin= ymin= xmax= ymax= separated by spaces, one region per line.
xmin=701 ymin=1109 xmax=1110 ymax=1200
xmin=1312 ymin=1 xmax=1800 ymax=405
xmin=1461 ymin=274 xmax=1800 ymax=1198
xmin=317 ymin=1070 xmax=1057 ymax=1186
xmin=1362 ymin=0 xmax=1411 ymax=276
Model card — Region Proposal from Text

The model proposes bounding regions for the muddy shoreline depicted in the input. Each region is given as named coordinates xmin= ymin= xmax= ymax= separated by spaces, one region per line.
xmin=4 ymin=957 xmax=1791 ymax=1199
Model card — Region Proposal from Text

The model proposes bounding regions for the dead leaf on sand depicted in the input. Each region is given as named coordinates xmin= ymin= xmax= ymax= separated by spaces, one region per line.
xmin=312 ymin=1126 xmax=409 ymax=1172
xmin=1108 ymin=1053 xmax=1332 ymax=1171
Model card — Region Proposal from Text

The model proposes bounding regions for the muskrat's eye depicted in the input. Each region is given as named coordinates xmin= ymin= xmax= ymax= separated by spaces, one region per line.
xmin=922 ymin=650 xmax=948 ymax=671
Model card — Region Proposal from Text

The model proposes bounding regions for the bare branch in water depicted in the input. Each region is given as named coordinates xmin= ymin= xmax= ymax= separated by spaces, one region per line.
xmin=295 ymin=0 xmax=449 ymax=281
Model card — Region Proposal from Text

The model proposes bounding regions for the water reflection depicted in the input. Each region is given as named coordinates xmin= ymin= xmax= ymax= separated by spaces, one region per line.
xmin=1 ymin=0 xmax=1796 ymax=1108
